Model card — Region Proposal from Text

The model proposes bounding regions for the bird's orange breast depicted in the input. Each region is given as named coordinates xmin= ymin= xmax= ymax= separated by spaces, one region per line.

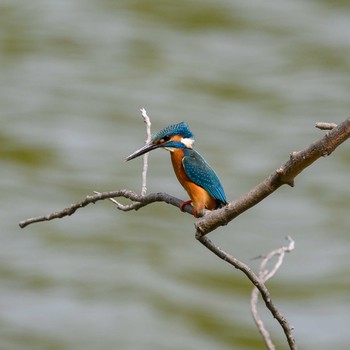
xmin=170 ymin=150 xmax=216 ymax=213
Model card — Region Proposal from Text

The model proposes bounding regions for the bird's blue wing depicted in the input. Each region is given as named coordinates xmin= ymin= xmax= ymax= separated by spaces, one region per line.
xmin=182 ymin=149 xmax=227 ymax=204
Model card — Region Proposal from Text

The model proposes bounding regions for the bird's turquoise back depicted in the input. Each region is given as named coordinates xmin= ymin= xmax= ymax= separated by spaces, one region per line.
xmin=182 ymin=148 xmax=227 ymax=206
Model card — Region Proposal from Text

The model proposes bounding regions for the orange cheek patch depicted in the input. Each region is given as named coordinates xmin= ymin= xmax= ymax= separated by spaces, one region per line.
xmin=171 ymin=135 xmax=183 ymax=142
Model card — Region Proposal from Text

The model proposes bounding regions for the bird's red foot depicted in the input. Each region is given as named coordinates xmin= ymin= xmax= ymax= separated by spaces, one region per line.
xmin=180 ymin=200 xmax=193 ymax=212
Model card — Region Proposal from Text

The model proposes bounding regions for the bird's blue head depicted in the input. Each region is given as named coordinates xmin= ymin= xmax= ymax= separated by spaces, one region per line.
xmin=151 ymin=122 xmax=193 ymax=142
xmin=126 ymin=122 xmax=194 ymax=161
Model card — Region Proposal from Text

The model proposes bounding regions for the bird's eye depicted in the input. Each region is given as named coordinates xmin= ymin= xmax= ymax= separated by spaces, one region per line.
xmin=161 ymin=135 xmax=170 ymax=142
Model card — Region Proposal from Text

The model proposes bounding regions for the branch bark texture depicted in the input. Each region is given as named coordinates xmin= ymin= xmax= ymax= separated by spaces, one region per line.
xmin=19 ymin=117 xmax=349 ymax=230
xmin=18 ymin=116 xmax=350 ymax=350
xmin=195 ymin=116 xmax=350 ymax=237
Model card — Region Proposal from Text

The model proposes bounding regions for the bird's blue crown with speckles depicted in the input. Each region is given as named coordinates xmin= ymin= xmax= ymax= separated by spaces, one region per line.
xmin=151 ymin=122 xmax=194 ymax=141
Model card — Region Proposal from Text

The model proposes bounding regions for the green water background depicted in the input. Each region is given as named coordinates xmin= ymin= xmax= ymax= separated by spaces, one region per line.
xmin=1 ymin=1 xmax=350 ymax=349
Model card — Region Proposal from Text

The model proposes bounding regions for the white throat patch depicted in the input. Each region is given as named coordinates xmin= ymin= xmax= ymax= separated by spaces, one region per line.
xmin=164 ymin=147 xmax=176 ymax=152
xmin=181 ymin=137 xmax=194 ymax=148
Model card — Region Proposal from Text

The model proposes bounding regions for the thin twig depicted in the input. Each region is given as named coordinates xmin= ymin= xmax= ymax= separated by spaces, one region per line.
xmin=18 ymin=190 xmax=194 ymax=228
xmin=20 ymin=116 xmax=350 ymax=232
xmin=94 ymin=191 xmax=136 ymax=211
xmin=315 ymin=122 xmax=337 ymax=130
xmin=196 ymin=235 xmax=297 ymax=350
xmin=140 ymin=108 xmax=152 ymax=196
xmin=107 ymin=108 xmax=152 ymax=209
xmin=18 ymin=116 xmax=350 ymax=350
xmin=194 ymin=117 xmax=350 ymax=347
xmin=250 ymin=236 xmax=295 ymax=350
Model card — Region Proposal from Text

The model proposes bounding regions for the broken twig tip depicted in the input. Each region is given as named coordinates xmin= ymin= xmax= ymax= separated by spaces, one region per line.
xmin=315 ymin=122 xmax=337 ymax=130
xmin=287 ymin=180 xmax=295 ymax=187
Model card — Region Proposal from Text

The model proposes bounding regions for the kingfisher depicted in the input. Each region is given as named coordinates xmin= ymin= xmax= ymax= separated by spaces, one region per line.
xmin=126 ymin=122 xmax=228 ymax=217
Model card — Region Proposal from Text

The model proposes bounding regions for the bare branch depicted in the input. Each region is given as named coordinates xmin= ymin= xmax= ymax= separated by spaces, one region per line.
xmin=19 ymin=116 xmax=350 ymax=232
xmin=18 ymin=116 xmax=350 ymax=350
xmin=94 ymin=191 xmax=136 ymax=211
xmin=140 ymin=108 xmax=152 ymax=196
xmin=196 ymin=235 xmax=297 ymax=350
xmin=250 ymin=236 xmax=295 ymax=350
xmin=19 ymin=109 xmax=191 ymax=229
xmin=195 ymin=116 xmax=350 ymax=237
xmin=107 ymin=108 xmax=152 ymax=209
xmin=18 ymin=190 xmax=194 ymax=228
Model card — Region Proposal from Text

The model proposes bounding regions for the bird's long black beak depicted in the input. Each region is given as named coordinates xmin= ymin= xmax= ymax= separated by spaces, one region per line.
xmin=125 ymin=142 xmax=162 ymax=161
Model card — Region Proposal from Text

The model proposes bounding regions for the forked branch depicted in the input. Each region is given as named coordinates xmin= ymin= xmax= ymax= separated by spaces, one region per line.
xmin=19 ymin=117 xmax=349 ymax=229
xmin=19 ymin=190 xmax=193 ymax=228
xmin=18 ymin=115 xmax=350 ymax=350
xmin=250 ymin=236 xmax=295 ymax=350
xmin=195 ymin=116 xmax=350 ymax=237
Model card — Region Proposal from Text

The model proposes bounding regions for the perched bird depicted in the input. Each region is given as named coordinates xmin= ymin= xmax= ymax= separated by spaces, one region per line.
xmin=126 ymin=122 xmax=227 ymax=217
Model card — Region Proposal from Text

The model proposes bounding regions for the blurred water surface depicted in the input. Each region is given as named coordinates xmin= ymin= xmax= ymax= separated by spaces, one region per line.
xmin=1 ymin=1 xmax=350 ymax=349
